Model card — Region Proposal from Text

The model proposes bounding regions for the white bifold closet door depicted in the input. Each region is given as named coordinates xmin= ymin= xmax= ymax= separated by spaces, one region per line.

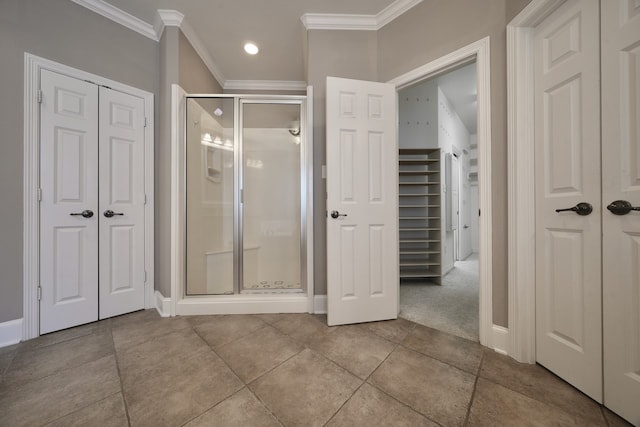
xmin=533 ymin=0 xmax=640 ymax=423
xmin=39 ymin=69 xmax=145 ymax=334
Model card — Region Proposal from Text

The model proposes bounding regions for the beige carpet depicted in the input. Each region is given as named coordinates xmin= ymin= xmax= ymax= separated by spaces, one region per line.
xmin=399 ymin=253 xmax=479 ymax=341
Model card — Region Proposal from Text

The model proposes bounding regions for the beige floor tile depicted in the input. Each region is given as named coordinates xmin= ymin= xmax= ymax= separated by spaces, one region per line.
xmin=0 ymin=344 xmax=17 ymax=375
xmin=123 ymin=347 xmax=243 ymax=427
xmin=190 ymin=314 xmax=267 ymax=348
xmin=0 ymin=355 xmax=121 ymax=427
xmin=252 ymin=313 xmax=286 ymax=325
xmin=117 ymin=328 xmax=211 ymax=388
xmin=111 ymin=310 xmax=191 ymax=350
xmin=480 ymin=350 xmax=606 ymax=425
xmin=271 ymin=313 xmax=336 ymax=345
xmin=20 ymin=319 xmax=111 ymax=351
xmin=2 ymin=331 xmax=114 ymax=387
xmin=310 ymin=327 xmax=396 ymax=379
xmin=250 ymin=348 xmax=362 ymax=427
xmin=369 ymin=347 xmax=475 ymax=426
xmin=44 ymin=392 xmax=128 ymax=427
xmin=402 ymin=323 xmax=483 ymax=374
xmin=184 ymin=388 xmax=281 ymax=427
xmin=354 ymin=317 xmax=417 ymax=343
xmin=327 ymin=383 xmax=437 ymax=427
xmin=216 ymin=325 xmax=304 ymax=383
xmin=468 ymin=378 xmax=592 ymax=426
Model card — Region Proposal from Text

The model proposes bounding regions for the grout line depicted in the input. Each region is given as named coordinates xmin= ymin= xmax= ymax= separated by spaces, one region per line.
xmin=363 ymin=344 xmax=445 ymax=427
xmin=462 ymin=349 xmax=485 ymax=426
xmin=110 ymin=323 xmax=133 ymax=427
xmin=320 ymin=337 xmax=399 ymax=426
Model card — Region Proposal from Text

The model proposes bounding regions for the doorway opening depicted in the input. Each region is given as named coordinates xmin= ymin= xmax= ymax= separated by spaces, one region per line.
xmin=397 ymin=62 xmax=480 ymax=342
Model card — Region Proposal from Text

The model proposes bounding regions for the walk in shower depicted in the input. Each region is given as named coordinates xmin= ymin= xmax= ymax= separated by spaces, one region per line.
xmin=184 ymin=95 xmax=309 ymax=299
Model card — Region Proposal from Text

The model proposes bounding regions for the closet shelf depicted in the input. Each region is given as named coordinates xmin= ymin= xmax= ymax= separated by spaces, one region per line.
xmin=399 ymin=181 xmax=440 ymax=186
xmin=400 ymin=216 xmax=441 ymax=220
xmin=399 ymin=170 xmax=440 ymax=176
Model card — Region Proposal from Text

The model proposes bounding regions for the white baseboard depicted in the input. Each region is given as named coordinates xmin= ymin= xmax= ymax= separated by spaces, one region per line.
xmin=0 ymin=318 xmax=23 ymax=348
xmin=155 ymin=290 xmax=171 ymax=318
xmin=314 ymin=295 xmax=327 ymax=314
xmin=492 ymin=324 xmax=510 ymax=355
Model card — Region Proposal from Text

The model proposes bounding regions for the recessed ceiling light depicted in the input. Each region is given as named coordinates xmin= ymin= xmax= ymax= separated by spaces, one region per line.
xmin=244 ymin=42 xmax=259 ymax=55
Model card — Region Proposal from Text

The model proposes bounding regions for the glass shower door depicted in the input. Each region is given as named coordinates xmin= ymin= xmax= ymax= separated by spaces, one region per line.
xmin=240 ymin=102 xmax=302 ymax=292
xmin=185 ymin=97 xmax=235 ymax=295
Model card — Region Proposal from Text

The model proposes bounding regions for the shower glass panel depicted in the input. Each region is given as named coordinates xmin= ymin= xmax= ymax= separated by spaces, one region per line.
xmin=186 ymin=97 xmax=235 ymax=295
xmin=241 ymin=102 xmax=302 ymax=292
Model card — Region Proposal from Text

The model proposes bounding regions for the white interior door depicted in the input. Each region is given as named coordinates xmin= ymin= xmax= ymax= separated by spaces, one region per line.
xmin=39 ymin=69 xmax=99 ymax=334
xmin=601 ymin=1 xmax=640 ymax=423
xmin=326 ymin=76 xmax=398 ymax=326
xmin=534 ymin=0 xmax=603 ymax=402
xmin=98 ymin=87 xmax=146 ymax=318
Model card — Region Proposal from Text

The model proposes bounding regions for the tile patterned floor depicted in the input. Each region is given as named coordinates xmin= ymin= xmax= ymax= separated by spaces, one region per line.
xmin=0 ymin=311 xmax=632 ymax=426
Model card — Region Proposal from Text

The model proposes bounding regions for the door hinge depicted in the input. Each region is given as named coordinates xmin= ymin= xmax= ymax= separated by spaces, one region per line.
xmin=144 ymin=270 xmax=147 ymax=283
xmin=37 ymin=90 xmax=43 ymax=104
xmin=37 ymin=286 xmax=42 ymax=301
xmin=37 ymin=188 xmax=42 ymax=202
xmin=240 ymin=189 xmax=244 ymax=203
xmin=144 ymin=117 xmax=148 ymax=128
xmin=144 ymin=194 xmax=147 ymax=205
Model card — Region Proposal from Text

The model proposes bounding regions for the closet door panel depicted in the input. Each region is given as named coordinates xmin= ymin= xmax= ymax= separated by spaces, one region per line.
xmin=533 ymin=0 xmax=602 ymax=402
xmin=98 ymin=87 xmax=146 ymax=318
xmin=39 ymin=69 xmax=99 ymax=334
xmin=602 ymin=1 xmax=640 ymax=423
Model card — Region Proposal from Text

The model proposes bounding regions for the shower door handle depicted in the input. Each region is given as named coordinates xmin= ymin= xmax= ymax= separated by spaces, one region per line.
xmin=330 ymin=210 xmax=347 ymax=219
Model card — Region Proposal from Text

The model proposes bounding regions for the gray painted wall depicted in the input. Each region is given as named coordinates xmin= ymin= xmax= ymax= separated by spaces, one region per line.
xmin=0 ymin=0 xmax=159 ymax=323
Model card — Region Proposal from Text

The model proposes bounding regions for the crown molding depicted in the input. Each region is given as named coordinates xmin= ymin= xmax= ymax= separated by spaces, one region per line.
xmin=301 ymin=0 xmax=423 ymax=31
xmin=223 ymin=80 xmax=307 ymax=91
xmin=301 ymin=13 xmax=377 ymax=31
xmin=177 ymin=17 xmax=226 ymax=87
xmin=155 ymin=9 xmax=184 ymax=36
xmin=71 ymin=0 xmax=159 ymax=41
xmin=377 ymin=0 xmax=423 ymax=28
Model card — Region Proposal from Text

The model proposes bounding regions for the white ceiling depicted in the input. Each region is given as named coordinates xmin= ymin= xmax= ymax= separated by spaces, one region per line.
xmin=79 ymin=0 xmax=475 ymax=127
xmin=436 ymin=62 xmax=477 ymax=134
xmin=102 ymin=0 xmax=397 ymax=83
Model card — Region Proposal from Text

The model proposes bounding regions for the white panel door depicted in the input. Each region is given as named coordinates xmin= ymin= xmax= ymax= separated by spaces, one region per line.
xmin=98 ymin=87 xmax=146 ymax=318
xmin=602 ymin=1 xmax=640 ymax=423
xmin=326 ymin=76 xmax=398 ymax=326
xmin=40 ymin=69 xmax=99 ymax=334
xmin=534 ymin=0 xmax=603 ymax=402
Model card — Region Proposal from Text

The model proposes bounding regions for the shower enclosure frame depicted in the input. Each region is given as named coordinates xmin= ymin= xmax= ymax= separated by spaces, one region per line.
xmin=169 ymin=85 xmax=314 ymax=316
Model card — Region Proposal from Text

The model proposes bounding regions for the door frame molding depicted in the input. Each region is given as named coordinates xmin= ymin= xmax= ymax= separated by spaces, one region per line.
xmin=23 ymin=53 xmax=155 ymax=340
xmin=506 ymin=0 xmax=567 ymax=362
xmin=387 ymin=36 xmax=493 ymax=347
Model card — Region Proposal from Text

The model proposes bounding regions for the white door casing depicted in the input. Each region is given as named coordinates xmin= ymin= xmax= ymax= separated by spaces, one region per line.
xmin=601 ymin=0 xmax=640 ymax=423
xmin=39 ymin=69 xmax=100 ymax=334
xmin=98 ymin=87 xmax=146 ymax=318
xmin=533 ymin=0 xmax=602 ymax=402
xmin=326 ymin=76 xmax=399 ymax=326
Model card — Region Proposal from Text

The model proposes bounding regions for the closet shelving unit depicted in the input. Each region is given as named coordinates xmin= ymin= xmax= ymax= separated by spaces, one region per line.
xmin=398 ymin=148 xmax=442 ymax=282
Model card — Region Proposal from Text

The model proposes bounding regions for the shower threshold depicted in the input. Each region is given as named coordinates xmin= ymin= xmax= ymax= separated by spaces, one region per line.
xmin=240 ymin=288 xmax=304 ymax=295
